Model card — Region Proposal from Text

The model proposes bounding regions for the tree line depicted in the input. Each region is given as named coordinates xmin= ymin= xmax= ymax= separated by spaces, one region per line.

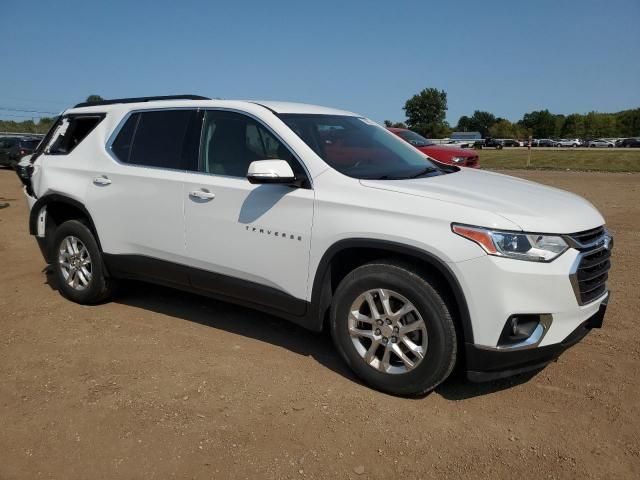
xmin=0 ymin=95 xmax=104 ymax=134
xmin=385 ymin=88 xmax=640 ymax=139
xmin=2 ymin=91 xmax=638 ymax=139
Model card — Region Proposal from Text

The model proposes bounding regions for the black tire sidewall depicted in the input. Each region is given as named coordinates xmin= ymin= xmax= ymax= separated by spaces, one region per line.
xmin=331 ymin=263 xmax=457 ymax=396
xmin=51 ymin=220 xmax=110 ymax=304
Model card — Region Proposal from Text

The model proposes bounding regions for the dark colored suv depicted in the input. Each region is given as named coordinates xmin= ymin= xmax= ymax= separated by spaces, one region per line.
xmin=0 ymin=136 xmax=42 ymax=168
xmin=618 ymin=138 xmax=640 ymax=148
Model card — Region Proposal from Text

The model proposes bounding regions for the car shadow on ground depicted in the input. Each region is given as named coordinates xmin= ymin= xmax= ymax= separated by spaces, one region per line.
xmin=45 ymin=272 xmax=541 ymax=400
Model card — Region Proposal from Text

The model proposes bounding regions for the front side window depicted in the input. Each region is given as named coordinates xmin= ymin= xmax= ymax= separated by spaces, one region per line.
xmin=199 ymin=110 xmax=305 ymax=179
xmin=111 ymin=109 xmax=195 ymax=169
xmin=279 ymin=114 xmax=443 ymax=180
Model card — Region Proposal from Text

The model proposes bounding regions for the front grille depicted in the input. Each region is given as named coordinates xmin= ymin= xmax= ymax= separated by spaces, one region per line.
xmin=569 ymin=226 xmax=605 ymax=247
xmin=568 ymin=227 xmax=611 ymax=305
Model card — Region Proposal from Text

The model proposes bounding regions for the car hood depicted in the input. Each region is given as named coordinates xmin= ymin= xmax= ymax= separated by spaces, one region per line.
xmin=360 ymin=168 xmax=604 ymax=233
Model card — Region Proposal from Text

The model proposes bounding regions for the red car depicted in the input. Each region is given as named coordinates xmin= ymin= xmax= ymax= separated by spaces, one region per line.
xmin=388 ymin=128 xmax=480 ymax=168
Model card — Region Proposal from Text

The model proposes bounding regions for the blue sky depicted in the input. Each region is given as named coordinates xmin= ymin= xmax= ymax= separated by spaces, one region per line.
xmin=1 ymin=0 xmax=638 ymax=125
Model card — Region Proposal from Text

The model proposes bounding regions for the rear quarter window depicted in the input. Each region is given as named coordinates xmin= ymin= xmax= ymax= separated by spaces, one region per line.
xmin=47 ymin=115 xmax=104 ymax=155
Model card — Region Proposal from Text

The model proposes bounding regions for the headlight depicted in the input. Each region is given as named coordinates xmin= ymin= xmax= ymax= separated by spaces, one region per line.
xmin=452 ymin=224 xmax=568 ymax=262
xmin=451 ymin=156 xmax=466 ymax=164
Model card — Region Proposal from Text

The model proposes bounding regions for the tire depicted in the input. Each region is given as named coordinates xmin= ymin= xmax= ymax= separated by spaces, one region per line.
xmin=330 ymin=262 xmax=457 ymax=396
xmin=51 ymin=219 xmax=114 ymax=304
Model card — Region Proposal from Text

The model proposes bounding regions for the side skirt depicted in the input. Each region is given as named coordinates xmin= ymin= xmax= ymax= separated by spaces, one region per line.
xmin=102 ymin=254 xmax=317 ymax=330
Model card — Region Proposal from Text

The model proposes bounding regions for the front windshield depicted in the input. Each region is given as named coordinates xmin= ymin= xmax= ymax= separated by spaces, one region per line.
xmin=396 ymin=129 xmax=434 ymax=147
xmin=279 ymin=114 xmax=441 ymax=180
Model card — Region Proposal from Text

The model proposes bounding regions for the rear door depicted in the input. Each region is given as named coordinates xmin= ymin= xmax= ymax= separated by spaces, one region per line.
xmin=182 ymin=109 xmax=314 ymax=314
xmin=87 ymin=109 xmax=199 ymax=283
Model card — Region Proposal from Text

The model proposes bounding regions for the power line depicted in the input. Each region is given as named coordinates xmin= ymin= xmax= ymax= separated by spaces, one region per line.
xmin=0 ymin=96 xmax=71 ymax=106
xmin=0 ymin=113 xmax=44 ymax=119
xmin=0 ymin=106 xmax=60 ymax=115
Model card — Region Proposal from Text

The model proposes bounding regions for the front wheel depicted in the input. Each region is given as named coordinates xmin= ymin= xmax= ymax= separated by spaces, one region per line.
xmin=52 ymin=220 xmax=114 ymax=304
xmin=330 ymin=262 xmax=457 ymax=396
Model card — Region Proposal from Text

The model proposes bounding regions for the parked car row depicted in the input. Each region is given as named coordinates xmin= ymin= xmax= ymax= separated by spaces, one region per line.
xmin=498 ymin=137 xmax=640 ymax=148
xmin=0 ymin=135 xmax=42 ymax=168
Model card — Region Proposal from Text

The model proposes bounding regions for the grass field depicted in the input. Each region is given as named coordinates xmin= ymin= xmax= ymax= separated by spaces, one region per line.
xmin=478 ymin=148 xmax=640 ymax=172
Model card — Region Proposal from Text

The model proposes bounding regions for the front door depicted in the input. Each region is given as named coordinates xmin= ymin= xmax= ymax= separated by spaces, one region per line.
xmin=183 ymin=110 xmax=314 ymax=314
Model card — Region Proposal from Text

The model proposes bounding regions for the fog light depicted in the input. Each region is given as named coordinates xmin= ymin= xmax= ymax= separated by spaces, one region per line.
xmin=498 ymin=314 xmax=542 ymax=347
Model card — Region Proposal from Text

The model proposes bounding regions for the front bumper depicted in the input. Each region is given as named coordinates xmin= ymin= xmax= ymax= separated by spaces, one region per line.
xmin=466 ymin=294 xmax=608 ymax=382
xmin=451 ymin=248 xmax=608 ymax=347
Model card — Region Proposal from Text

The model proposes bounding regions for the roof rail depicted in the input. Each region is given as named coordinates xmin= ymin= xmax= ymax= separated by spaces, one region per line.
xmin=73 ymin=94 xmax=211 ymax=108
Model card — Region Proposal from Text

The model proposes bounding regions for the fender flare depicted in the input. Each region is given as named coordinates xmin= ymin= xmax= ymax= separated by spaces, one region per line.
xmin=28 ymin=194 xmax=103 ymax=250
xmin=309 ymin=238 xmax=474 ymax=343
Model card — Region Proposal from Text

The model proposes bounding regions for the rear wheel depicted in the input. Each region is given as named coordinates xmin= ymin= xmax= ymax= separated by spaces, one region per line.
xmin=331 ymin=262 xmax=457 ymax=396
xmin=52 ymin=220 xmax=114 ymax=304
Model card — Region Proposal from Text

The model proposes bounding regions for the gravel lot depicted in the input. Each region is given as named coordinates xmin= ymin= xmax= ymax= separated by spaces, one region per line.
xmin=1 ymin=168 xmax=638 ymax=479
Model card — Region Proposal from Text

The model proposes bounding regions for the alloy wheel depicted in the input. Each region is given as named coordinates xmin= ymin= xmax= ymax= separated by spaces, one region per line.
xmin=348 ymin=288 xmax=428 ymax=374
xmin=58 ymin=235 xmax=93 ymax=291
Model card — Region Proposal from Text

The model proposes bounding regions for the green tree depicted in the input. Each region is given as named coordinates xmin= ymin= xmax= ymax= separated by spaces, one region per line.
xmin=85 ymin=94 xmax=104 ymax=103
xmin=455 ymin=110 xmax=497 ymax=137
xmin=431 ymin=121 xmax=452 ymax=138
xmin=471 ymin=111 xmax=496 ymax=137
xmin=403 ymin=88 xmax=448 ymax=137
xmin=616 ymin=108 xmax=640 ymax=137
xmin=561 ymin=114 xmax=585 ymax=138
xmin=456 ymin=115 xmax=473 ymax=132
xmin=488 ymin=119 xmax=517 ymax=138
xmin=0 ymin=117 xmax=57 ymax=134
xmin=519 ymin=109 xmax=556 ymax=137
xmin=383 ymin=120 xmax=407 ymax=128
xmin=553 ymin=114 xmax=566 ymax=139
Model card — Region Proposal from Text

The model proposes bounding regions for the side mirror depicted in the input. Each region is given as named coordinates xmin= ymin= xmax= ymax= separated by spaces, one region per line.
xmin=247 ymin=160 xmax=296 ymax=185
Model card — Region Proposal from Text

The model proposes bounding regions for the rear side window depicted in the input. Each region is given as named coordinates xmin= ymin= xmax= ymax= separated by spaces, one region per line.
xmin=48 ymin=115 xmax=104 ymax=155
xmin=111 ymin=110 xmax=194 ymax=169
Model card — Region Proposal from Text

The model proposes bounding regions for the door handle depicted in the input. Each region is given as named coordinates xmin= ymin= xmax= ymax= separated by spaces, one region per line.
xmin=189 ymin=189 xmax=216 ymax=200
xmin=93 ymin=176 xmax=112 ymax=186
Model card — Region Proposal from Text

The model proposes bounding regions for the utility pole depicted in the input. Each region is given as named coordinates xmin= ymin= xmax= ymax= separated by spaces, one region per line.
xmin=527 ymin=135 xmax=532 ymax=168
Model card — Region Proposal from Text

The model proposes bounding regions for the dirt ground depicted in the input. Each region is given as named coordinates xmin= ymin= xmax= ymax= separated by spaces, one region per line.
xmin=1 ymin=168 xmax=638 ymax=479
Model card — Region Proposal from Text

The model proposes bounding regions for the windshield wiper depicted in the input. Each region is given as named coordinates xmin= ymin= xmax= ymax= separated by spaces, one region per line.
xmin=368 ymin=167 xmax=438 ymax=180
xmin=407 ymin=167 xmax=438 ymax=179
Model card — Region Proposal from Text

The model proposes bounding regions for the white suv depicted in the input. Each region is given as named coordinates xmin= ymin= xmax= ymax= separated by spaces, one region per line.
xmin=19 ymin=95 xmax=612 ymax=396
